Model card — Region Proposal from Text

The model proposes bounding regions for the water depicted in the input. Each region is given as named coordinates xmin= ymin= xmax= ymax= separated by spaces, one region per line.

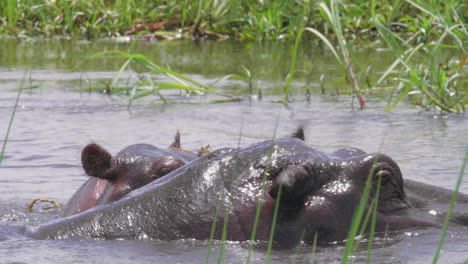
xmin=0 ymin=38 xmax=467 ymax=263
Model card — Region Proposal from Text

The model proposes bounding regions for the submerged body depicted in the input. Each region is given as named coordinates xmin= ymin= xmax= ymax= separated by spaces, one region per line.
xmin=29 ymin=138 xmax=468 ymax=247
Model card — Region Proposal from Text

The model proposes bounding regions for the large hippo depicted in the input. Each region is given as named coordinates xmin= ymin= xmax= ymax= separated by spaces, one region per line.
xmin=28 ymin=134 xmax=468 ymax=247
xmin=61 ymin=131 xmax=198 ymax=217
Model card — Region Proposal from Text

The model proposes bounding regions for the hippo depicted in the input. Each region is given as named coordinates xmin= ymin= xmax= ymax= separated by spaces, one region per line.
xmin=61 ymin=131 xmax=198 ymax=217
xmin=28 ymin=132 xmax=468 ymax=248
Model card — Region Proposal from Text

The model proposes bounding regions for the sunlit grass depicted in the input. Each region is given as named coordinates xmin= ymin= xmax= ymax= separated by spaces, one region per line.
xmin=3 ymin=0 xmax=465 ymax=112
xmin=374 ymin=17 xmax=466 ymax=113
xmin=1 ymin=0 xmax=465 ymax=42
xmin=372 ymin=0 xmax=467 ymax=113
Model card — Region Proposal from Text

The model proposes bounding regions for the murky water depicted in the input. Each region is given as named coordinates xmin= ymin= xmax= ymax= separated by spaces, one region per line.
xmin=0 ymin=38 xmax=467 ymax=263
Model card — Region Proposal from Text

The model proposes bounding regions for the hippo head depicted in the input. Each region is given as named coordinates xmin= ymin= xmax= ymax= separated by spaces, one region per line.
xmin=61 ymin=143 xmax=192 ymax=217
xmin=263 ymin=145 xmax=429 ymax=246
xmin=29 ymin=137 xmax=465 ymax=246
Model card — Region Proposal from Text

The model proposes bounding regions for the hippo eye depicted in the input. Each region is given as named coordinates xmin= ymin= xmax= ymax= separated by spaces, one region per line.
xmin=375 ymin=169 xmax=391 ymax=185
xmin=372 ymin=164 xmax=407 ymax=212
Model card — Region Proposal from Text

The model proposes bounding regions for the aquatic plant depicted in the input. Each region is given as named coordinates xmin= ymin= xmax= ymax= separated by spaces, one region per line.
xmin=191 ymin=0 xmax=235 ymax=38
xmin=373 ymin=0 xmax=467 ymax=113
xmin=27 ymin=198 xmax=62 ymax=212
xmin=304 ymin=0 xmax=367 ymax=109
xmin=76 ymin=50 xmax=240 ymax=104
xmin=0 ymin=0 xmax=463 ymax=41
xmin=2 ymin=0 xmax=466 ymax=113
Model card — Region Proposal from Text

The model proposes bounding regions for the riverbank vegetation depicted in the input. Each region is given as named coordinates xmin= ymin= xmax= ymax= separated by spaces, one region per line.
xmin=2 ymin=0 xmax=467 ymax=112
xmin=1 ymin=0 xmax=466 ymax=41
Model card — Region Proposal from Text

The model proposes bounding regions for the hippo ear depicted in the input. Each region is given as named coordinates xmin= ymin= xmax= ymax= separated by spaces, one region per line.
xmin=81 ymin=143 xmax=112 ymax=177
xmin=169 ymin=130 xmax=181 ymax=148
xmin=291 ymin=127 xmax=305 ymax=141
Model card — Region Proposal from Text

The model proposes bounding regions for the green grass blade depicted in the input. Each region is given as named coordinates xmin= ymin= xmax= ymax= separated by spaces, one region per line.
xmin=432 ymin=149 xmax=468 ymax=263
xmin=366 ymin=173 xmax=382 ymax=263
xmin=309 ymin=232 xmax=318 ymax=264
xmin=372 ymin=43 xmax=424 ymax=89
xmin=304 ymin=27 xmax=343 ymax=65
xmin=109 ymin=58 xmax=132 ymax=93
xmin=246 ymin=113 xmax=281 ymax=264
xmin=1 ymin=72 xmax=24 ymax=166
xmin=317 ymin=2 xmax=333 ymax=30
xmin=217 ymin=196 xmax=232 ymax=264
xmin=265 ymin=185 xmax=282 ymax=263
xmin=71 ymin=51 xmax=130 ymax=71
xmin=206 ymin=120 xmax=245 ymax=264
xmin=291 ymin=231 xmax=306 ymax=264
xmin=341 ymin=157 xmax=378 ymax=263
xmin=9 ymin=85 xmax=40 ymax=92
xmin=6 ymin=0 xmax=17 ymax=28
xmin=283 ymin=28 xmax=303 ymax=102
xmin=405 ymin=0 xmax=435 ymax=17
xmin=385 ymin=78 xmax=413 ymax=112
xmin=353 ymin=198 xmax=377 ymax=253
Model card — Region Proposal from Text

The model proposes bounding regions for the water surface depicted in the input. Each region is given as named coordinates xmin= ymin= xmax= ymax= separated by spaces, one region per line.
xmin=0 ymin=38 xmax=467 ymax=263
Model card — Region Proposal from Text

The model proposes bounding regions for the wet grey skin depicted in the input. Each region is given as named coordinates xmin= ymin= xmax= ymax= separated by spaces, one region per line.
xmin=29 ymin=137 xmax=468 ymax=248
xmin=61 ymin=131 xmax=197 ymax=217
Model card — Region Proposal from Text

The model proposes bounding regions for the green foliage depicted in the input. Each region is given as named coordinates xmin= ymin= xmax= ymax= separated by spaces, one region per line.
xmin=1 ymin=0 xmax=464 ymax=41
xmin=1 ymin=1 xmax=466 ymax=111
xmin=75 ymin=50 xmax=240 ymax=104
xmin=373 ymin=0 xmax=467 ymax=113
xmin=5 ymin=0 xmax=18 ymax=29
xmin=305 ymin=0 xmax=367 ymax=109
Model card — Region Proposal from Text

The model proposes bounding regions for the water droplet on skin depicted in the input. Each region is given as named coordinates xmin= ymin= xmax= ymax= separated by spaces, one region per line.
xmin=138 ymin=232 xmax=149 ymax=240
xmin=404 ymin=232 xmax=419 ymax=237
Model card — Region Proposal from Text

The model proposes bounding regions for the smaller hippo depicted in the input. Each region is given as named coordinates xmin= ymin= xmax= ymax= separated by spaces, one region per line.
xmin=61 ymin=131 xmax=197 ymax=217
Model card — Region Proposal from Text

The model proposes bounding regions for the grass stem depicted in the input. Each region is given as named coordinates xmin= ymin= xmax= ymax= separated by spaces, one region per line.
xmin=432 ymin=149 xmax=468 ymax=263
xmin=0 ymin=72 xmax=24 ymax=167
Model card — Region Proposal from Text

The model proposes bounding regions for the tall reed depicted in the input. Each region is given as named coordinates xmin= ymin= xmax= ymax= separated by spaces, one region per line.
xmin=305 ymin=0 xmax=367 ymax=109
